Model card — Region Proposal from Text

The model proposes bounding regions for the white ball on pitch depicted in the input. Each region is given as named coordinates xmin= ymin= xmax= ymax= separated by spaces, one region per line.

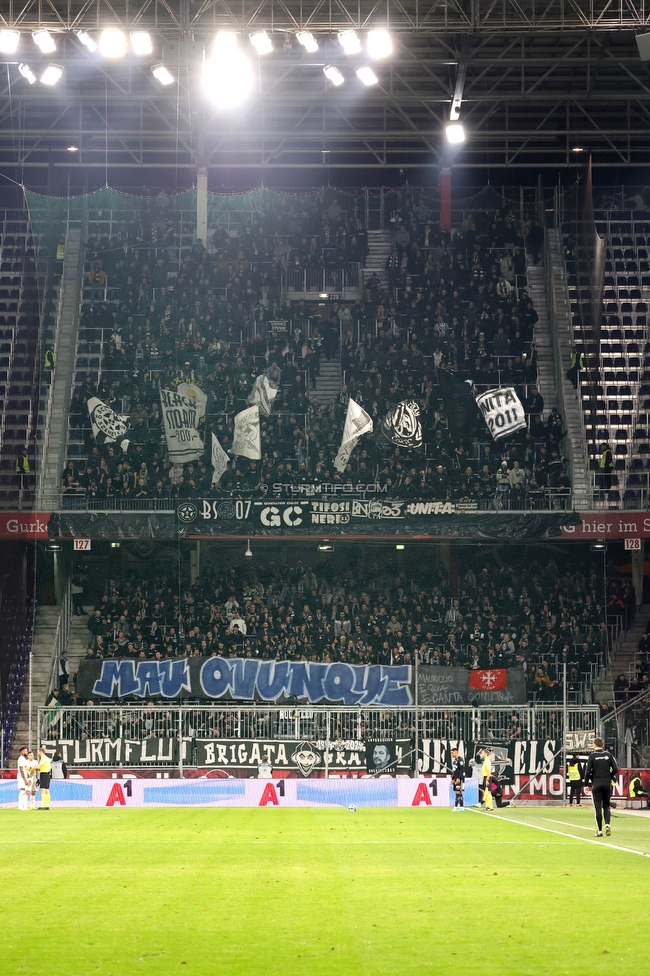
xmin=348 ymin=804 xmax=357 ymax=813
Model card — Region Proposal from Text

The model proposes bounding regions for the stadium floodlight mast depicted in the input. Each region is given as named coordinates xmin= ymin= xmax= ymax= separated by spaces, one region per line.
xmin=18 ymin=63 xmax=36 ymax=85
xmin=250 ymin=31 xmax=273 ymax=55
xmin=338 ymin=30 xmax=361 ymax=55
xmin=367 ymin=29 xmax=392 ymax=59
xmin=99 ymin=29 xmax=127 ymax=58
xmin=203 ymin=32 xmax=253 ymax=109
xmin=445 ymin=122 xmax=466 ymax=145
xmin=40 ymin=64 xmax=63 ymax=86
xmin=130 ymin=32 xmax=153 ymax=56
xmin=32 ymin=30 xmax=56 ymax=54
xmin=75 ymin=31 xmax=97 ymax=52
xmin=151 ymin=63 xmax=175 ymax=86
xmin=0 ymin=30 xmax=20 ymax=54
xmin=356 ymin=66 xmax=378 ymax=86
xmin=323 ymin=64 xmax=345 ymax=86
xmin=296 ymin=31 xmax=318 ymax=53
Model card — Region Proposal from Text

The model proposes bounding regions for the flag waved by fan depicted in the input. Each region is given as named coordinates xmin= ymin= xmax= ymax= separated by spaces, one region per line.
xmin=380 ymin=399 xmax=423 ymax=449
xmin=334 ymin=399 xmax=373 ymax=473
xmin=87 ymin=397 xmax=131 ymax=450
xmin=246 ymin=373 xmax=279 ymax=417
xmin=211 ymin=433 xmax=230 ymax=486
xmin=230 ymin=405 xmax=262 ymax=460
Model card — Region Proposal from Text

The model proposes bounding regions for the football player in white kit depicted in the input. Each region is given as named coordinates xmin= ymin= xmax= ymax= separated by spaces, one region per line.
xmin=26 ymin=751 xmax=39 ymax=810
xmin=17 ymin=747 xmax=30 ymax=810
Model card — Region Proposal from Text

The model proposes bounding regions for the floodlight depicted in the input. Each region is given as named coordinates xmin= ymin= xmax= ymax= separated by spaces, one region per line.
xmin=572 ymin=146 xmax=585 ymax=153
xmin=76 ymin=31 xmax=97 ymax=52
xmin=296 ymin=31 xmax=319 ymax=53
xmin=323 ymin=64 xmax=344 ymax=86
xmin=445 ymin=122 xmax=466 ymax=145
xmin=152 ymin=63 xmax=175 ymax=86
xmin=130 ymin=31 xmax=153 ymax=56
xmin=18 ymin=63 xmax=36 ymax=85
xmin=67 ymin=145 xmax=79 ymax=152
xmin=356 ymin=65 xmax=378 ymax=86
xmin=33 ymin=30 xmax=56 ymax=54
xmin=338 ymin=30 xmax=361 ymax=55
xmin=40 ymin=64 xmax=63 ymax=86
xmin=250 ymin=31 xmax=273 ymax=55
xmin=99 ymin=29 xmax=127 ymax=58
xmin=367 ymin=29 xmax=392 ymax=59
xmin=0 ymin=31 xmax=20 ymax=54
xmin=203 ymin=34 xmax=253 ymax=109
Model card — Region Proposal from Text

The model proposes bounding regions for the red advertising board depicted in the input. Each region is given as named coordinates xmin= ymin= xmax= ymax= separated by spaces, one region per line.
xmin=560 ymin=513 xmax=650 ymax=540
xmin=0 ymin=513 xmax=50 ymax=539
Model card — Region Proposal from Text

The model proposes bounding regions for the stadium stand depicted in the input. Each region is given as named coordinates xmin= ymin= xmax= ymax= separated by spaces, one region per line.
xmin=68 ymin=549 xmax=607 ymax=707
xmin=0 ymin=209 xmax=40 ymax=507
xmin=61 ymin=191 xmax=571 ymax=510
xmin=566 ymin=206 xmax=650 ymax=507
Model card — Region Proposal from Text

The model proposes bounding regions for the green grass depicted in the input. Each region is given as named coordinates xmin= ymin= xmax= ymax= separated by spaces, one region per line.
xmin=1 ymin=805 xmax=648 ymax=975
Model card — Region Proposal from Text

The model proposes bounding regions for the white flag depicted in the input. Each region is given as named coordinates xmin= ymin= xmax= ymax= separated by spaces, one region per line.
xmin=87 ymin=397 xmax=129 ymax=445
xmin=211 ymin=433 xmax=230 ymax=486
xmin=246 ymin=374 xmax=279 ymax=417
xmin=160 ymin=388 xmax=204 ymax=463
xmin=475 ymin=387 xmax=527 ymax=442
xmin=334 ymin=398 xmax=373 ymax=473
xmin=231 ymin=405 xmax=261 ymax=460
xmin=177 ymin=382 xmax=208 ymax=422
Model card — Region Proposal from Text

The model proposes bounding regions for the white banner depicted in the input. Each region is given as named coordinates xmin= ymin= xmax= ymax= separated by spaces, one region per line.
xmin=160 ymin=388 xmax=204 ymax=463
xmin=475 ymin=387 xmax=527 ymax=441
xmin=231 ymin=405 xmax=261 ymax=460
xmin=87 ymin=397 xmax=129 ymax=445
xmin=334 ymin=399 xmax=373 ymax=473
xmin=176 ymin=382 xmax=208 ymax=422
xmin=246 ymin=374 xmax=279 ymax=417
xmin=211 ymin=433 xmax=230 ymax=485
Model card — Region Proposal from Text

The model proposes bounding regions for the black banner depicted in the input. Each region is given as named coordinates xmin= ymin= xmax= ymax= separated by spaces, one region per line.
xmin=365 ymin=739 xmax=399 ymax=775
xmin=419 ymin=739 xmax=562 ymax=784
xmin=417 ymin=666 xmax=527 ymax=706
xmin=75 ymin=657 xmax=413 ymax=706
xmin=45 ymin=737 xmax=412 ymax=775
xmin=45 ymin=737 xmax=183 ymax=766
xmin=49 ymin=504 xmax=578 ymax=541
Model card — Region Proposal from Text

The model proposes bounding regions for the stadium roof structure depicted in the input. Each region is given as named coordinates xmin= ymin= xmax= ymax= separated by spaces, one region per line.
xmin=1 ymin=0 xmax=650 ymax=177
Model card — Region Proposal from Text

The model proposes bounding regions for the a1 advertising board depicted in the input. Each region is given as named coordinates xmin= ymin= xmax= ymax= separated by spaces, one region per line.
xmin=0 ymin=776 xmax=479 ymax=808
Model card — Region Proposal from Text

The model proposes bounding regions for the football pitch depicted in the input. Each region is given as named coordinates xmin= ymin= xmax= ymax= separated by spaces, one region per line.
xmin=1 ymin=806 xmax=648 ymax=975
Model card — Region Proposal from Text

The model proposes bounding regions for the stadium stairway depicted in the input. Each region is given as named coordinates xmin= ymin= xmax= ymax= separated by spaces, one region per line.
xmin=66 ymin=612 xmax=93 ymax=692
xmin=595 ymin=604 xmax=649 ymax=705
xmin=363 ymin=229 xmax=391 ymax=290
xmin=525 ymin=259 xmax=559 ymax=412
xmin=10 ymin=606 xmax=59 ymax=760
xmin=311 ymin=353 xmax=342 ymax=406
xmin=37 ymin=225 xmax=83 ymax=507
xmin=547 ymin=229 xmax=591 ymax=508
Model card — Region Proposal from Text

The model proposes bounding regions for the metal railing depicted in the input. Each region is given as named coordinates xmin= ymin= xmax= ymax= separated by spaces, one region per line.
xmin=45 ymin=573 xmax=73 ymax=704
xmin=38 ymin=704 xmax=601 ymax=770
xmin=284 ymin=265 xmax=360 ymax=298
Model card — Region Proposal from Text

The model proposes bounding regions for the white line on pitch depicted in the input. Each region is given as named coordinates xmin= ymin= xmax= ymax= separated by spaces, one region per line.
xmin=544 ymin=818 xmax=596 ymax=832
xmin=467 ymin=808 xmax=650 ymax=858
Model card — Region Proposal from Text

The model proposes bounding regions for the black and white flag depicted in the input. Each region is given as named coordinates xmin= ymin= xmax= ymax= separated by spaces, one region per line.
xmin=176 ymin=382 xmax=208 ymax=422
xmin=365 ymin=739 xmax=398 ymax=775
xmin=246 ymin=374 xmax=279 ymax=417
xmin=160 ymin=388 xmax=205 ymax=463
xmin=381 ymin=399 xmax=423 ymax=449
xmin=231 ymin=406 xmax=261 ymax=460
xmin=211 ymin=433 xmax=230 ymax=486
xmin=475 ymin=387 xmax=527 ymax=441
xmin=87 ymin=397 xmax=130 ymax=447
xmin=334 ymin=399 xmax=373 ymax=473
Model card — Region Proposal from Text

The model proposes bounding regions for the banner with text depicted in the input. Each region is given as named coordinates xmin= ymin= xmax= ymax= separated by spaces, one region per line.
xmin=417 ymin=667 xmax=527 ymax=706
xmin=75 ymin=657 xmax=413 ymax=706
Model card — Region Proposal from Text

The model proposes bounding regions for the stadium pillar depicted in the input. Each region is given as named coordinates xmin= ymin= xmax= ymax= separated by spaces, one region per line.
xmin=440 ymin=169 xmax=452 ymax=232
xmin=631 ymin=543 xmax=644 ymax=610
xmin=197 ymin=167 xmax=208 ymax=247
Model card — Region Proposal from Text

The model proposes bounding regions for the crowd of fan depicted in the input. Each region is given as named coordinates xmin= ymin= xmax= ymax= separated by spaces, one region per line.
xmin=62 ymin=190 xmax=570 ymax=506
xmin=57 ymin=554 xmax=607 ymax=706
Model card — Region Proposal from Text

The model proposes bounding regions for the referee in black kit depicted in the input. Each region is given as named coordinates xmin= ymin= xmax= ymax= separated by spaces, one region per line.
xmin=584 ymin=737 xmax=618 ymax=837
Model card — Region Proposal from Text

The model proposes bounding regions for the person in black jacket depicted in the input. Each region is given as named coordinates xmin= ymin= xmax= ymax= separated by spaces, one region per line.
xmin=450 ymin=747 xmax=465 ymax=811
xmin=584 ymin=737 xmax=618 ymax=837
